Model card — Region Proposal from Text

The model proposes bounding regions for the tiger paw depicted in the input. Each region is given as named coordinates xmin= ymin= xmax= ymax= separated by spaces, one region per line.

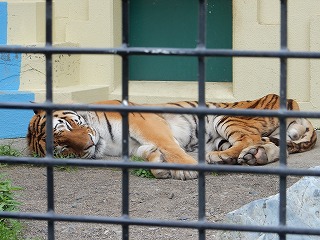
xmin=238 ymin=143 xmax=281 ymax=165
xmin=136 ymin=145 xmax=172 ymax=179
xmin=206 ymin=151 xmax=237 ymax=165
xmin=151 ymin=169 xmax=172 ymax=179
xmin=237 ymin=146 xmax=268 ymax=165
xmin=170 ymin=170 xmax=198 ymax=180
xmin=136 ymin=145 xmax=198 ymax=180
xmin=136 ymin=145 xmax=158 ymax=159
xmin=151 ymin=168 xmax=197 ymax=180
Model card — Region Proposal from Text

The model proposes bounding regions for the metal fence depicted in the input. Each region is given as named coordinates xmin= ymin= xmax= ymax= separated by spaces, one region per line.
xmin=1 ymin=0 xmax=320 ymax=239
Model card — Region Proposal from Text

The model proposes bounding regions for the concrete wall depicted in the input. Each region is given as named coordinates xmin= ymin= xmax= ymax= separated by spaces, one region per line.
xmin=1 ymin=0 xmax=320 ymax=138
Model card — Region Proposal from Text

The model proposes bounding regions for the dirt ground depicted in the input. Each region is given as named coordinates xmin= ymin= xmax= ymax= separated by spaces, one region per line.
xmin=1 ymin=135 xmax=320 ymax=240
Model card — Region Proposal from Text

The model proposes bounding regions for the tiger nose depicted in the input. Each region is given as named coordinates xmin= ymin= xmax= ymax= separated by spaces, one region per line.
xmin=84 ymin=137 xmax=95 ymax=151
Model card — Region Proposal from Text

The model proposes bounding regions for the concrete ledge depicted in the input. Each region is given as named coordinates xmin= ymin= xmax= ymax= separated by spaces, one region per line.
xmin=109 ymin=81 xmax=235 ymax=103
xmin=34 ymin=85 xmax=109 ymax=103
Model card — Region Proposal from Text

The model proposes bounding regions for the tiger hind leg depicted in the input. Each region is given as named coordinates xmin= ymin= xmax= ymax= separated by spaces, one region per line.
xmin=206 ymin=138 xmax=281 ymax=165
xmin=237 ymin=141 xmax=282 ymax=165
xmin=206 ymin=136 xmax=262 ymax=164
xmin=135 ymin=145 xmax=198 ymax=180
xmin=206 ymin=128 xmax=264 ymax=164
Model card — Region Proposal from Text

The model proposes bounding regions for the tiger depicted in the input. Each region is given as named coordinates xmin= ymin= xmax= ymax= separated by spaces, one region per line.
xmin=27 ymin=94 xmax=317 ymax=180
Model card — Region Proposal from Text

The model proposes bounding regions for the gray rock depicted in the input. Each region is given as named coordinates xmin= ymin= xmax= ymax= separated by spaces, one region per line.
xmin=217 ymin=166 xmax=320 ymax=240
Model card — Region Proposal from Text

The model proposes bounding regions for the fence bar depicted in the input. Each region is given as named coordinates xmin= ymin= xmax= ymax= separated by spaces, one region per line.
xmin=197 ymin=0 xmax=206 ymax=104
xmin=121 ymin=0 xmax=130 ymax=239
xmin=2 ymin=210 xmax=320 ymax=236
xmin=2 ymin=45 xmax=320 ymax=58
xmin=197 ymin=0 xmax=207 ymax=240
xmin=2 ymin=156 xmax=320 ymax=177
xmin=1 ymin=101 xmax=320 ymax=118
xmin=279 ymin=0 xmax=289 ymax=239
xmin=45 ymin=0 xmax=55 ymax=239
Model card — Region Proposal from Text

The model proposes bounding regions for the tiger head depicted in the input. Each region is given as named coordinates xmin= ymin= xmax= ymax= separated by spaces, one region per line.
xmin=27 ymin=110 xmax=99 ymax=158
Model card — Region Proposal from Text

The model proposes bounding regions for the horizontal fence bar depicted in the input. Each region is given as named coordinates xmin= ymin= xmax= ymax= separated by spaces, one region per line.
xmin=1 ymin=101 xmax=320 ymax=118
xmin=1 ymin=211 xmax=320 ymax=236
xmin=1 ymin=156 xmax=320 ymax=178
xmin=0 ymin=45 xmax=320 ymax=58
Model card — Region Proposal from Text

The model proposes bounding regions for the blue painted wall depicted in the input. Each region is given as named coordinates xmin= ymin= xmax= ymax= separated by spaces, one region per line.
xmin=0 ymin=2 xmax=35 ymax=139
xmin=0 ymin=3 xmax=7 ymax=44
xmin=0 ymin=93 xmax=34 ymax=138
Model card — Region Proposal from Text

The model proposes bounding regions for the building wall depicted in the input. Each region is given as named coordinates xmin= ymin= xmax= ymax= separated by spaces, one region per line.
xmin=233 ymin=0 xmax=320 ymax=109
xmin=1 ymin=0 xmax=320 ymax=138
xmin=7 ymin=0 xmax=120 ymax=103
xmin=233 ymin=0 xmax=320 ymax=126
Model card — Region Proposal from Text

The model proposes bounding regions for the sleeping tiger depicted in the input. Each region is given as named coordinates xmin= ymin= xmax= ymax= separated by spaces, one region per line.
xmin=27 ymin=94 xmax=317 ymax=180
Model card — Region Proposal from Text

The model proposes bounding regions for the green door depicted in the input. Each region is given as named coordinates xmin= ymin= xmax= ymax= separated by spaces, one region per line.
xmin=129 ymin=0 xmax=232 ymax=82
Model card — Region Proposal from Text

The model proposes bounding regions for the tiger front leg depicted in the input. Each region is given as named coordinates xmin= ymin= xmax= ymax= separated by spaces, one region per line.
xmin=136 ymin=145 xmax=198 ymax=180
xmin=206 ymin=149 xmax=238 ymax=164
xmin=136 ymin=145 xmax=171 ymax=179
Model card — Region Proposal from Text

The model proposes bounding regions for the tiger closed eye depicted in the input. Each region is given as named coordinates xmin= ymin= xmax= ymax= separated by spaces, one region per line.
xmin=61 ymin=146 xmax=68 ymax=152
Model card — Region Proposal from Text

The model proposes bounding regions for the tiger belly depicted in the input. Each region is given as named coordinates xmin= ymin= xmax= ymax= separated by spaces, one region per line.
xmin=162 ymin=113 xmax=223 ymax=153
xmin=92 ymin=125 xmax=141 ymax=158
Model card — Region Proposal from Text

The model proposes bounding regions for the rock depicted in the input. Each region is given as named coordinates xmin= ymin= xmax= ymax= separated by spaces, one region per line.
xmin=217 ymin=166 xmax=320 ymax=240
xmin=168 ymin=193 xmax=174 ymax=199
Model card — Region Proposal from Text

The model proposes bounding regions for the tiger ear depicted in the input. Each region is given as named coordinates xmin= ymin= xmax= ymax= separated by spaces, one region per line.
xmin=30 ymin=101 xmax=40 ymax=114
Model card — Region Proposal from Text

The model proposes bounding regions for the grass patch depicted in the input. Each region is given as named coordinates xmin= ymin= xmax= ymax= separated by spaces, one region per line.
xmin=0 ymin=145 xmax=21 ymax=157
xmin=0 ymin=174 xmax=23 ymax=240
xmin=130 ymin=156 xmax=155 ymax=179
xmin=0 ymin=175 xmax=22 ymax=212
xmin=0 ymin=145 xmax=22 ymax=168
xmin=0 ymin=219 xmax=23 ymax=240
xmin=53 ymin=153 xmax=78 ymax=172
xmin=31 ymin=152 xmax=78 ymax=172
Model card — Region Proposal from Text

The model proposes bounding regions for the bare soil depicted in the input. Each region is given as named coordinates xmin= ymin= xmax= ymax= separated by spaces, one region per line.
xmin=1 ymin=135 xmax=320 ymax=240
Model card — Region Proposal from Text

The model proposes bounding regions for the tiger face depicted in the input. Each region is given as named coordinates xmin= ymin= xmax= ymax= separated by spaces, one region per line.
xmin=27 ymin=110 xmax=99 ymax=158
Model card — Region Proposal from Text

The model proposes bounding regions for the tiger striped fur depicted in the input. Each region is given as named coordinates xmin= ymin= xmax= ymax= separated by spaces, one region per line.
xmin=27 ymin=94 xmax=317 ymax=180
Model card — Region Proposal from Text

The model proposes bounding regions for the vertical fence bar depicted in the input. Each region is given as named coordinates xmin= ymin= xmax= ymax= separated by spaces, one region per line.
xmin=45 ymin=0 xmax=55 ymax=239
xmin=197 ymin=0 xmax=207 ymax=239
xmin=279 ymin=0 xmax=288 ymax=239
xmin=121 ymin=0 xmax=130 ymax=239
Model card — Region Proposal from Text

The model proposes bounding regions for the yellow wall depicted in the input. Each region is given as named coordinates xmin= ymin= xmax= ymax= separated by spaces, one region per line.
xmin=6 ymin=0 xmax=121 ymax=103
xmin=233 ymin=0 xmax=320 ymax=125
xmin=4 ymin=0 xmax=320 ymax=125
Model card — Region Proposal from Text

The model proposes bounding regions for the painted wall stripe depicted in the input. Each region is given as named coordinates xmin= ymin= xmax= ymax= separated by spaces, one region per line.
xmin=0 ymin=2 xmax=35 ymax=139
xmin=0 ymin=53 xmax=22 ymax=90
xmin=0 ymin=2 xmax=7 ymax=44
xmin=0 ymin=92 xmax=35 ymax=138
